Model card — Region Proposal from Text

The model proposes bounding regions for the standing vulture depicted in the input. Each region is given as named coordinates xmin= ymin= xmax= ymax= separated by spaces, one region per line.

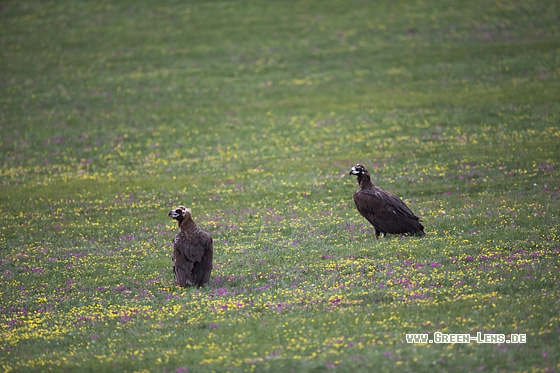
xmin=349 ymin=164 xmax=425 ymax=239
xmin=168 ymin=205 xmax=213 ymax=287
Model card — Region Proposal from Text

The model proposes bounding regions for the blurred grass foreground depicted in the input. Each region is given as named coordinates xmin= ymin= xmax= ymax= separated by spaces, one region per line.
xmin=1 ymin=0 xmax=559 ymax=372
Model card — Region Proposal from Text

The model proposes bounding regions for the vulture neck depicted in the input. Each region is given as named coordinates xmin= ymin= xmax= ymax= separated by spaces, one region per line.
xmin=358 ymin=173 xmax=375 ymax=190
xmin=179 ymin=218 xmax=195 ymax=231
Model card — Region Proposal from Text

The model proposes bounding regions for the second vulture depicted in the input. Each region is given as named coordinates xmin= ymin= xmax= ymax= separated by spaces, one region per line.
xmin=349 ymin=164 xmax=425 ymax=239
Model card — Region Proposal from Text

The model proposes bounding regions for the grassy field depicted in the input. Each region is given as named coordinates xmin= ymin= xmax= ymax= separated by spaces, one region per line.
xmin=1 ymin=0 xmax=559 ymax=371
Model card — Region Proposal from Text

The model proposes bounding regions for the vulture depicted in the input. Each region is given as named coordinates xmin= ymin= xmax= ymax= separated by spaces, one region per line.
xmin=349 ymin=164 xmax=425 ymax=239
xmin=168 ymin=205 xmax=213 ymax=287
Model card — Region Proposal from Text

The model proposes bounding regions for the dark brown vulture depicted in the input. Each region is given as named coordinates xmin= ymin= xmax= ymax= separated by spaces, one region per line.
xmin=349 ymin=164 xmax=425 ymax=239
xmin=168 ymin=205 xmax=213 ymax=287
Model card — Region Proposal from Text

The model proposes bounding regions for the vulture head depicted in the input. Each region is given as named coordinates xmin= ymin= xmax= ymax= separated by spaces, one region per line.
xmin=349 ymin=164 xmax=368 ymax=176
xmin=349 ymin=164 xmax=370 ymax=183
xmin=168 ymin=205 xmax=192 ymax=223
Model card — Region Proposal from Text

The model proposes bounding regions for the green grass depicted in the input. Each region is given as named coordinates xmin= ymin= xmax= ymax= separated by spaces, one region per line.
xmin=1 ymin=0 xmax=559 ymax=371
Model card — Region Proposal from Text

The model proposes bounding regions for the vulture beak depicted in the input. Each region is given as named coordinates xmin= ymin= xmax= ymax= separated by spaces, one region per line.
xmin=168 ymin=210 xmax=180 ymax=219
xmin=349 ymin=166 xmax=359 ymax=175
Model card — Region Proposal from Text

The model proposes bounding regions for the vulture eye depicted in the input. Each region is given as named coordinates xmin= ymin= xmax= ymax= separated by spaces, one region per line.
xmin=176 ymin=209 xmax=182 ymax=213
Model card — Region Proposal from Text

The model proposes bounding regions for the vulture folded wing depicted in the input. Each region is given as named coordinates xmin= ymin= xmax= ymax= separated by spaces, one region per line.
xmin=353 ymin=189 xmax=385 ymax=227
xmin=380 ymin=200 xmax=416 ymax=233
xmin=192 ymin=236 xmax=213 ymax=286
xmin=201 ymin=242 xmax=213 ymax=284
xmin=172 ymin=234 xmax=194 ymax=287
xmin=182 ymin=231 xmax=211 ymax=263
xmin=355 ymin=189 xmax=422 ymax=234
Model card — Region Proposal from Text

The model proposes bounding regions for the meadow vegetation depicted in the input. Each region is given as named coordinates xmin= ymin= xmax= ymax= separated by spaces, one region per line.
xmin=1 ymin=0 xmax=559 ymax=371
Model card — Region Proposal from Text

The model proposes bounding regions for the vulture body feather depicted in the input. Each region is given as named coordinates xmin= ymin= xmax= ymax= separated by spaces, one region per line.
xmin=349 ymin=164 xmax=425 ymax=239
xmin=168 ymin=206 xmax=213 ymax=287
